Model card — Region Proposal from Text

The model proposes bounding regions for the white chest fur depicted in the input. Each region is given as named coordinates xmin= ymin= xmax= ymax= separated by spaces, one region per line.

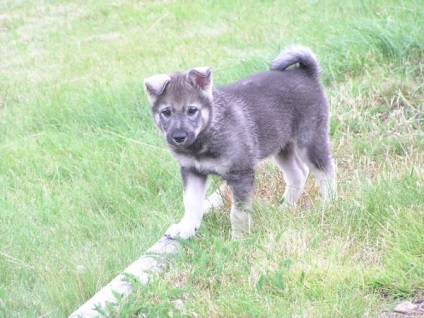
xmin=174 ymin=153 xmax=230 ymax=176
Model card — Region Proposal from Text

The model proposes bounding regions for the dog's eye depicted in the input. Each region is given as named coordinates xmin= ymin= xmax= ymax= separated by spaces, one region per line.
xmin=187 ymin=107 xmax=198 ymax=116
xmin=161 ymin=109 xmax=171 ymax=118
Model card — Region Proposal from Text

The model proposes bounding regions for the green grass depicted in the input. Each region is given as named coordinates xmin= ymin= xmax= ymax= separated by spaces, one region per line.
xmin=1 ymin=0 xmax=423 ymax=317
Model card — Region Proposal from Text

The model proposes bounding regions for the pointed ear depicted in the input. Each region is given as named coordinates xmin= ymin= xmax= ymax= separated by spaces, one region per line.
xmin=144 ymin=74 xmax=171 ymax=105
xmin=187 ymin=67 xmax=213 ymax=97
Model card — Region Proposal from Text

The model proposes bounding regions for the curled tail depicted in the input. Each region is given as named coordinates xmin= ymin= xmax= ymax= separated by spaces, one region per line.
xmin=270 ymin=45 xmax=320 ymax=78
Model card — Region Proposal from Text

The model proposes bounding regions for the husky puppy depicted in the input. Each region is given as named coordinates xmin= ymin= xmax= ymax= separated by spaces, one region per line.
xmin=144 ymin=46 xmax=337 ymax=239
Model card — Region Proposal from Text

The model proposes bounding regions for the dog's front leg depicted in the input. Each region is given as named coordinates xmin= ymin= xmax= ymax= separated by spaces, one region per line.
xmin=225 ymin=169 xmax=255 ymax=239
xmin=165 ymin=168 xmax=207 ymax=239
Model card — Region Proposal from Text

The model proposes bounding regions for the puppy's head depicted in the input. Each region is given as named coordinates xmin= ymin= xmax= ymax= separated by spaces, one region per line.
xmin=144 ymin=67 xmax=213 ymax=149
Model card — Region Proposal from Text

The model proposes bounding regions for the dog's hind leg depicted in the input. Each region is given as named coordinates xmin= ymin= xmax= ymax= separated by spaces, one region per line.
xmin=224 ymin=169 xmax=255 ymax=239
xmin=296 ymin=141 xmax=337 ymax=202
xmin=274 ymin=143 xmax=309 ymax=205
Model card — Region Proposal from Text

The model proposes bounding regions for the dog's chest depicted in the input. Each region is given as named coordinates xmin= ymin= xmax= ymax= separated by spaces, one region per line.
xmin=174 ymin=153 xmax=229 ymax=176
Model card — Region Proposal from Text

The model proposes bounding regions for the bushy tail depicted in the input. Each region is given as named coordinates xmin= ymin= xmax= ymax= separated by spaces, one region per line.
xmin=270 ymin=45 xmax=320 ymax=77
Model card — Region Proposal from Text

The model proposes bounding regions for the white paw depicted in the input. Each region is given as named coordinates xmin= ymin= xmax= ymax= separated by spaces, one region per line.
xmin=165 ymin=221 xmax=199 ymax=239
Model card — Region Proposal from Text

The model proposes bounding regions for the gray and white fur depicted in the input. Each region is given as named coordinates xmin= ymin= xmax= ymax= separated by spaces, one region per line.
xmin=144 ymin=45 xmax=337 ymax=239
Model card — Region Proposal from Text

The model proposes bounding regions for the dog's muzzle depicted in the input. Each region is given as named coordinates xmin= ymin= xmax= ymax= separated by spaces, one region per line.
xmin=167 ymin=129 xmax=196 ymax=147
xmin=172 ymin=131 xmax=187 ymax=144
xmin=166 ymin=129 xmax=196 ymax=148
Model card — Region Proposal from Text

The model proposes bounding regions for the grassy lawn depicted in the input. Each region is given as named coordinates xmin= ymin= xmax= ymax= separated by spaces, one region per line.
xmin=1 ymin=0 xmax=423 ymax=317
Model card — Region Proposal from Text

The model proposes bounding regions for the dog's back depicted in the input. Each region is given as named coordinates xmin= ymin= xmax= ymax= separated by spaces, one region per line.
xmin=218 ymin=46 xmax=328 ymax=160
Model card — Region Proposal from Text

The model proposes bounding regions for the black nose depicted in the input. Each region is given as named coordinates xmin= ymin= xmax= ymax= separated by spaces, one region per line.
xmin=172 ymin=132 xmax=187 ymax=144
